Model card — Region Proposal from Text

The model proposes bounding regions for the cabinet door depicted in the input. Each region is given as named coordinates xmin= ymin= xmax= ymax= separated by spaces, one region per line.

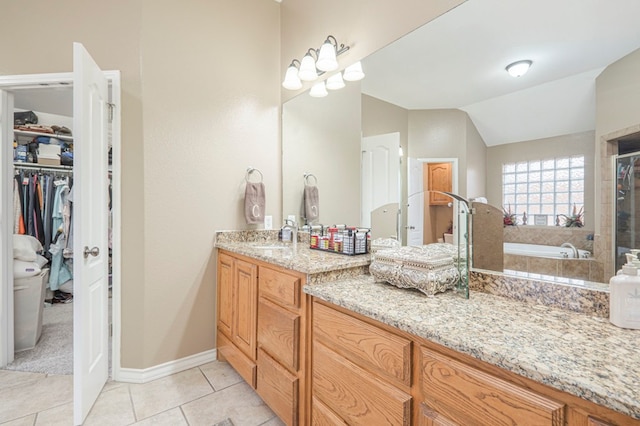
xmin=217 ymin=253 xmax=234 ymax=337
xmin=420 ymin=346 xmax=564 ymax=425
xmin=428 ymin=163 xmax=452 ymax=205
xmin=233 ymin=259 xmax=258 ymax=360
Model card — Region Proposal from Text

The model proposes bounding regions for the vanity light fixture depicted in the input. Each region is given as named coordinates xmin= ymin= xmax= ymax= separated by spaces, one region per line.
xmin=309 ymin=81 xmax=328 ymax=98
xmin=325 ymin=72 xmax=345 ymax=90
xmin=506 ymin=60 xmax=532 ymax=77
xmin=282 ymin=35 xmax=354 ymax=91
xmin=343 ymin=61 xmax=365 ymax=81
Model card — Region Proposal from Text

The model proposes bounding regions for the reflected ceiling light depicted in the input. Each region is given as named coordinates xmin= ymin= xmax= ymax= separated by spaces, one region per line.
xmin=316 ymin=36 xmax=339 ymax=72
xmin=506 ymin=60 xmax=532 ymax=77
xmin=298 ymin=49 xmax=319 ymax=81
xmin=325 ymin=72 xmax=345 ymax=90
xmin=343 ymin=61 xmax=365 ymax=81
xmin=309 ymin=81 xmax=328 ymax=98
xmin=282 ymin=59 xmax=302 ymax=90
xmin=282 ymin=35 xmax=356 ymax=93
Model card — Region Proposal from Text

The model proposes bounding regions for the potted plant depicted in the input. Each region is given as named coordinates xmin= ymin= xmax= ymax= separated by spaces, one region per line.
xmin=561 ymin=204 xmax=584 ymax=227
xmin=503 ymin=205 xmax=517 ymax=226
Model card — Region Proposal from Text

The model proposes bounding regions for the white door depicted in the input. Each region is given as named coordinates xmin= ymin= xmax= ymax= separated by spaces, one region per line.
xmin=0 ymin=90 xmax=15 ymax=366
xmin=361 ymin=133 xmax=400 ymax=228
xmin=407 ymin=157 xmax=424 ymax=246
xmin=73 ymin=42 xmax=109 ymax=425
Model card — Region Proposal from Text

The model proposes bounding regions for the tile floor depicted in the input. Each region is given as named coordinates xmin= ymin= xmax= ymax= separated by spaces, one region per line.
xmin=0 ymin=361 xmax=284 ymax=426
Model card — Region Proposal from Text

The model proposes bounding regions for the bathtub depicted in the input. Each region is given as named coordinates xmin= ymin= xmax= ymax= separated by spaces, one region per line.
xmin=503 ymin=242 xmax=590 ymax=259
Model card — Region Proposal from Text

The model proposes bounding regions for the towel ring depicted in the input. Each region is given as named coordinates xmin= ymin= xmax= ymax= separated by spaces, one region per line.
xmin=246 ymin=167 xmax=263 ymax=183
xmin=304 ymin=173 xmax=317 ymax=186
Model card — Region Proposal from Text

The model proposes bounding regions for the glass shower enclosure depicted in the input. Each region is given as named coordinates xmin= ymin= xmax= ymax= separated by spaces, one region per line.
xmin=615 ymin=151 xmax=640 ymax=271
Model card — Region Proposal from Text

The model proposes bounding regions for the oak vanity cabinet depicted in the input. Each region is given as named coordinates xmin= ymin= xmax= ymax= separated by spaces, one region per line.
xmin=216 ymin=252 xmax=258 ymax=387
xmin=310 ymin=299 xmax=640 ymax=426
xmin=311 ymin=301 xmax=412 ymax=425
xmin=216 ymin=250 xmax=308 ymax=426
xmin=256 ymin=265 xmax=307 ymax=426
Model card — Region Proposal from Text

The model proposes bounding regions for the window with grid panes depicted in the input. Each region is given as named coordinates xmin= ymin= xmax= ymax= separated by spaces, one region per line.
xmin=502 ymin=156 xmax=584 ymax=226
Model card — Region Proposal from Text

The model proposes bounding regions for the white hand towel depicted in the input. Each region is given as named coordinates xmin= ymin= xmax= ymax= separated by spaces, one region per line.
xmin=244 ymin=182 xmax=265 ymax=224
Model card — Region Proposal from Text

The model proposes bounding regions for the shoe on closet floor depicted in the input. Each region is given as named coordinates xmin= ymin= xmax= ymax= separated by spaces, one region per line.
xmin=52 ymin=290 xmax=73 ymax=304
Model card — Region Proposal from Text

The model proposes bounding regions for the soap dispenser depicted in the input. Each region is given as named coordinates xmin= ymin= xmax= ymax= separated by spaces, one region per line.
xmin=610 ymin=260 xmax=640 ymax=329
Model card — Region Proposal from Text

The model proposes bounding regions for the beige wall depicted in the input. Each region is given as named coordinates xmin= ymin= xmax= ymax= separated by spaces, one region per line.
xmin=282 ymin=84 xmax=361 ymax=226
xmin=0 ymin=0 xmax=280 ymax=369
xmin=465 ymin=115 xmax=487 ymax=200
xmin=408 ymin=109 xmax=469 ymax=195
xmin=486 ymin=131 xmax=596 ymax=231
xmin=279 ymin=0 xmax=465 ymax=103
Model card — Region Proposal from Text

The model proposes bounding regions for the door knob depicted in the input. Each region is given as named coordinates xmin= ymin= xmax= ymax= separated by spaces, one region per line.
xmin=83 ymin=246 xmax=100 ymax=258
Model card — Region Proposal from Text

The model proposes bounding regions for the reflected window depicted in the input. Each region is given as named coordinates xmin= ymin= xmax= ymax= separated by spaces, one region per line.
xmin=502 ymin=155 xmax=584 ymax=226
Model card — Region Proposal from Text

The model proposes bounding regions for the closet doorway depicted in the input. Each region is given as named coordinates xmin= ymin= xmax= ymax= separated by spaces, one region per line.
xmin=0 ymin=43 xmax=121 ymax=425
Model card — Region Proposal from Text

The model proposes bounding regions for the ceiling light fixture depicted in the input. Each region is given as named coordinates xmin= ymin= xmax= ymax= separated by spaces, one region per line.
xmin=282 ymin=34 xmax=362 ymax=96
xmin=506 ymin=60 xmax=532 ymax=77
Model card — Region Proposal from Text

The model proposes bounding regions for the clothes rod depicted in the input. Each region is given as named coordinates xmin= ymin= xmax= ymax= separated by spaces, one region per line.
xmin=13 ymin=162 xmax=73 ymax=173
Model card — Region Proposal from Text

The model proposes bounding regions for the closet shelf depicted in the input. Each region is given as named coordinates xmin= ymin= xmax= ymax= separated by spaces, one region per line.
xmin=13 ymin=129 xmax=73 ymax=142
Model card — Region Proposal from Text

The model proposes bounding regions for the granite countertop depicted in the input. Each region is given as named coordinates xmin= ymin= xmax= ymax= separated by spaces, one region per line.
xmin=304 ymin=275 xmax=640 ymax=420
xmin=215 ymin=240 xmax=371 ymax=275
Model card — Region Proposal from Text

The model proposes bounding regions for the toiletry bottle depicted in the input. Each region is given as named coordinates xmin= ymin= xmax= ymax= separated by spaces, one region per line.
xmin=610 ymin=262 xmax=640 ymax=329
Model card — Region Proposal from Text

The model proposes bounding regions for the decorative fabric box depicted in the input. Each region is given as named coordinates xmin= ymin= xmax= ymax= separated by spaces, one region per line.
xmin=369 ymin=244 xmax=459 ymax=296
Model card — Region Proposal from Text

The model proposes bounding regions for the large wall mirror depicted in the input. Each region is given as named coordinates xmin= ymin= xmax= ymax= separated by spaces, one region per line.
xmin=282 ymin=0 xmax=640 ymax=285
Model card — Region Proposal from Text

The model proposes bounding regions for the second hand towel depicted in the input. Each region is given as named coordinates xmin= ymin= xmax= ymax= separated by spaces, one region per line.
xmin=304 ymin=185 xmax=319 ymax=223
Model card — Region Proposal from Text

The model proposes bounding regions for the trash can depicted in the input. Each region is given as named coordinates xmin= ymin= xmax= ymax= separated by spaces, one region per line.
xmin=14 ymin=269 xmax=49 ymax=352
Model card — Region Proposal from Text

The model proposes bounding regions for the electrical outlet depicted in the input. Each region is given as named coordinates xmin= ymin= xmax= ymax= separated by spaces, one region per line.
xmin=287 ymin=214 xmax=296 ymax=224
xmin=264 ymin=215 xmax=273 ymax=230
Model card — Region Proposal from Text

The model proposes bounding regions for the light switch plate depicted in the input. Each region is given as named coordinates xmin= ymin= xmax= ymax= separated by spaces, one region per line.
xmin=264 ymin=215 xmax=273 ymax=230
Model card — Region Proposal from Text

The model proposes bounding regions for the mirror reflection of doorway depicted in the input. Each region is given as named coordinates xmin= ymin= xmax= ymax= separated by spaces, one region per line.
xmin=615 ymin=139 xmax=640 ymax=271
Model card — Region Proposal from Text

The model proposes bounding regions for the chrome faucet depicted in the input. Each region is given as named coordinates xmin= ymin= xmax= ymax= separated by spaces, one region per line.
xmin=281 ymin=219 xmax=298 ymax=250
xmin=560 ymin=242 xmax=579 ymax=258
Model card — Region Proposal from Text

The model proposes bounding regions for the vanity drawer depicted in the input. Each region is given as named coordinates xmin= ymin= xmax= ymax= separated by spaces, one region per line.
xmin=217 ymin=331 xmax=256 ymax=388
xmin=258 ymin=298 xmax=300 ymax=372
xmin=313 ymin=341 xmax=411 ymax=425
xmin=259 ymin=266 xmax=301 ymax=309
xmin=419 ymin=346 xmax=565 ymax=425
xmin=257 ymin=348 xmax=299 ymax=426
xmin=311 ymin=396 xmax=348 ymax=426
xmin=313 ymin=301 xmax=411 ymax=387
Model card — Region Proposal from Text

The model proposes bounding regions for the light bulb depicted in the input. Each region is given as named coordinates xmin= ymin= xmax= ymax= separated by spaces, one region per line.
xmin=325 ymin=73 xmax=345 ymax=90
xmin=298 ymin=53 xmax=318 ymax=81
xmin=309 ymin=81 xmax=328 ymax=98
xmin=282 ymin=64 xmax=302 ymax=90
xmin=316 ymin=40 xmax=338 ymax=72
xmin=343 ymin=61 xmax=365 ymax=81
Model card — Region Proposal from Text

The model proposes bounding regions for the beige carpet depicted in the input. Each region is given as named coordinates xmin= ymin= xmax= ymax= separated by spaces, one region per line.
xmin=5 ymin=302 xmax=73 ymax=375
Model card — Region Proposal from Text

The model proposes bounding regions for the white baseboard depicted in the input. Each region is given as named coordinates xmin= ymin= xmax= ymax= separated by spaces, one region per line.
xmin=115 ymin=348 xmax=217 ymax=384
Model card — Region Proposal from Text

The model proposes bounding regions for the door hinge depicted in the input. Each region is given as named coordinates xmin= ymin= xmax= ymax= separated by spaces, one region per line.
xmin=109 ymin=323 xmax=113 ymax=337
xmin=107 ymin=103 xmax=115 ymax=123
